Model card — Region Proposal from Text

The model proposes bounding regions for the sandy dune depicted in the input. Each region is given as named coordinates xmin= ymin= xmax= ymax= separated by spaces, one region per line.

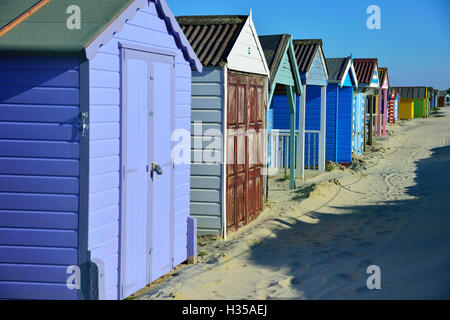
xmin=137 ymin=107 xmax=450 ymax=300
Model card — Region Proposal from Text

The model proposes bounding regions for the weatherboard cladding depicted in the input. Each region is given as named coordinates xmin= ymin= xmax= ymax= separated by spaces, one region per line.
xmin=190 ymin=67 xmax=224 ymax=235
xmin=325 ymin=84 xmax=353 ymax=163
xmin=0 ymin=55 xmax=80 ymax=300
xmin=176 ymin=15 xmax=247 ymax=67
xmin=0 ymin=0 xmax=197 ymax=300
xmin=353 ymin=58 xmax=378 ymax=84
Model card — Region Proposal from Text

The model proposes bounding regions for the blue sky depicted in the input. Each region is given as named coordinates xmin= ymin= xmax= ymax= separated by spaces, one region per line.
xmin=167 ymin=0 xmax=450 ymax=90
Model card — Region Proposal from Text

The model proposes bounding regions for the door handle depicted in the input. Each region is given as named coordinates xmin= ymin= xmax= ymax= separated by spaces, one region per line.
xmin=150 ymin=162 xmax=163 ymax=180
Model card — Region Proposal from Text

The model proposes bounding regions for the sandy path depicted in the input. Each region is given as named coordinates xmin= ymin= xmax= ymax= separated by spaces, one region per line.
xmin=137 ymin=108 xmax=450 ymax=300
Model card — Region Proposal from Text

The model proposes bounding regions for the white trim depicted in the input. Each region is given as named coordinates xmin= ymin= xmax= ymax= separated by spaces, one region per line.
xmin=221 ymin=65 xmax=228 ymax=240
xmin=296 ymin=84 xmax=306 ymax=179
xmin=349 ymin=63 xmax=359 ymax=89
xmin=339 ymin=59 xmax=358 ymax=89
xmin=318 ymin=86 xmax=326 ymax=172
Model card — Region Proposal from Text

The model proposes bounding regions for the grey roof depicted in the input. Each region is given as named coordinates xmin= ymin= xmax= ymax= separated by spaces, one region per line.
xmin=176 ymin=15 xmax=247 ymax=67
xmin=326 ymin=57 xmax=351 ymax=82
xmin=393 ymin=87 xmax=427 ymax=99
xmin=259 ymin=34 xmax=302 ymax=95
xmin=293 ymin=39 xmax=327 ymax=75
xmin=259 ymin=35 xmax=287 ymax=73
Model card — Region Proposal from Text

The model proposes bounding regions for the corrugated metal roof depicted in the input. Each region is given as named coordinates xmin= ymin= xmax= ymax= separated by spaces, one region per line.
xmin=393 ymin=87 xmax=427 ymax=99
xmin=353 ymin=58 xmax=378 ymax=84
xmin=176 ymin=15 xmax=247 ymax=67
xmin=292 ymin=39 xmax=326 ymax=74
xmin=326 ymin=57 xmax=351 ymax=82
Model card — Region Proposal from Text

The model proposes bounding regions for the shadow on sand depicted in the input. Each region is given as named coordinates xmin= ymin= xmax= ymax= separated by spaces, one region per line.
xmin=248 ymin=145 xmax=450 ymax=299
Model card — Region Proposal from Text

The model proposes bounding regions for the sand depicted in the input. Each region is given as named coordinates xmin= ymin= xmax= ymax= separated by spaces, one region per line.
xmin=137 ymin=107 xmax=450 ymax=300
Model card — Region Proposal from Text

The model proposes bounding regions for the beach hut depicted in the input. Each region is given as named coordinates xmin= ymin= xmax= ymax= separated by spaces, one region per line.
xmin=429 ymin=88 xmax=436 ymax=111
xmin=388 ymin=87 xmax=400 ymax=123
xmin=378 ymin=68 xmax=389 ymax=136
xmin=394 ymin=87 xmax=430 ymax=119
xmin=353 ymin=59 xmax=379 ymax=148
xmin=397 ymin=87 xmax=429 ymax=119
xmin=325 ymin=57 xmax=358 ymax=164
xmin=437 ymin=91 xmax=446 ymax=107
xmin=277 ymin=39 xmax=329 ymax=173
xmin=176 ymin=15 xmax=269 ymax=236
xmin=0 ymin=0 xmax=202 ymax=300
xmin=259 ymin=34 xmax=303 ymax=189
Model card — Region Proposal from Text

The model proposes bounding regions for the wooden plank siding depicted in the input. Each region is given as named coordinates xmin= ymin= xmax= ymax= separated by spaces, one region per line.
xmin=190 ymin=67 xmax=224 ymax=235
xmin=0 ymin=55 xmax=80 ymax=300
xmin=227 ymin=19 xmax=268 ymax=76
xmin=325 ymin=84 xmax=353 ymax=164
xmin=88 ymin=2 xmax=193 ymax=299
xmin=305 ymin=50 xmax=328 ymax=86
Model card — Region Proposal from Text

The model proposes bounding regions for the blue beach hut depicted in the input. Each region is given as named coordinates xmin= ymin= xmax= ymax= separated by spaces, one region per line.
xmin=260 ymin=34 xmax=303 ymax=189
xmin=271 ymin=39 xmax=328 ymax=177
xmin=325 ymin=57 xmax=359 ymax=164
xmin=0 ymin=0 xmax=201 ymax=300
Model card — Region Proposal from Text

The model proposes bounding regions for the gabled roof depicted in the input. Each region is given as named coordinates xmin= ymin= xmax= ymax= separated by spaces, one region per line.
xmin=292 ymin=39 xmax=328 ymax=76
xmin=378 ymin=67 xmax=389 ymax=87
xmin=326 ymin=57 xmax=358 ymax=88
xmin=0 ymin=0 xmax=202 ymax=70
xmin=259 ymin=34 xmax=289 ymax=75
xmin=326 ymin=57 xmax=350 ymax=82
xmin=176 ymin=15 xmax=247 ymax=67
xmin=393 ymin=87 xmax=427 ymax=99
xmin=353 ymin=58 xmax=378 ymax=85
xmin=259 ymin=34 xmax=302 ymax=95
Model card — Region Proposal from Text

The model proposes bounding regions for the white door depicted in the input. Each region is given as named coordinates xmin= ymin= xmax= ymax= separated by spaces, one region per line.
xmin=120 ymin=48 xmax=175 ymax=299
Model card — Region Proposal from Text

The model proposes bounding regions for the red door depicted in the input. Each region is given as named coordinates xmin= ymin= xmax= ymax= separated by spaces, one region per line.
xmin=226 ymin=71 xmax=267 ymax=234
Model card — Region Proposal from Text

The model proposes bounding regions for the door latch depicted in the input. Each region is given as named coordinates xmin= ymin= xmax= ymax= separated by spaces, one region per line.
xmin=150 ymin=162 xmax=163 ymax=181
xmin=80 ymin=112 xmax=89 ymax=137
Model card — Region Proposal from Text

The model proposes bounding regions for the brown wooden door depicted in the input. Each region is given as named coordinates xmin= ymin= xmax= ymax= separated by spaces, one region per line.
xmin=226 ymin=71 xmax=267 ymax=234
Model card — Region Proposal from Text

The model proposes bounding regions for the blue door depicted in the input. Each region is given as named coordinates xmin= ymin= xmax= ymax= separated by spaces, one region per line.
xmin=120 ymin=48 xmax=175 ymax=299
